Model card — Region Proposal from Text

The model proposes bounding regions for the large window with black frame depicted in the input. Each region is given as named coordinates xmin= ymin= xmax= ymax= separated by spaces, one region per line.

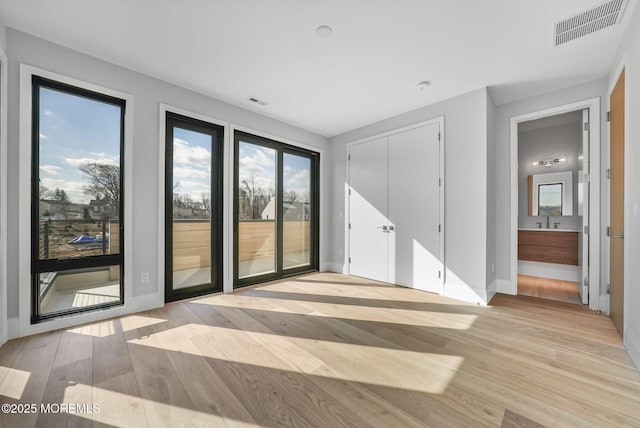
xmin=31 ymin=76 xmax=125 ymax=322
xmin=234 ymin=131 xmax=319 ymax=287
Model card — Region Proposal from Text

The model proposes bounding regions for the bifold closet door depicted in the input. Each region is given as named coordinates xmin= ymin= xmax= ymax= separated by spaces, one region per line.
xmin=388 ymin=123 xmax=441 ymax=293
xmin=349 ymin=137 xmax=389 ymax=283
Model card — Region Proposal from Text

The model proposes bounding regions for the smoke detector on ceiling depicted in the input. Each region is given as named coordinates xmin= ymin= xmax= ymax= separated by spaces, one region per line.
xmin=554 ymin=0 xmax=628 ymax=46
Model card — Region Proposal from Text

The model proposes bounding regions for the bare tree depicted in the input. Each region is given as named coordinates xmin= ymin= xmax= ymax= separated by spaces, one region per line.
xmin=80 ymin=163 xmax=120 ymax=212
xmin=284 ymin=190 xmax=299 ymax=203
xmin=53 ymin=188 xmax=70 ymax=203
xmin=39 ymin=184 xmax=53 ymax=200
xmin=242 ymin=175 xmax=258 ymax=219
xmin=201 ymin=192 xmax=210 ymax=217
xmin=53 ymin=187 xmax=72 ymax=219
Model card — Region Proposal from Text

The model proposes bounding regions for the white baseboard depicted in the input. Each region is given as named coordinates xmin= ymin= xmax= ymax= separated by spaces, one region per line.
xmin=496 ymin=279 xmax=515 ymax=295
xmin=626 ymin=327 xmax=640 ymax=372
xmin=487 ymin=280 xmax=497 ymax=303
xmin=518 ymin=261 xmax=580 ymax=282
xmin=322 ymin=262 xmax=346 ymax=274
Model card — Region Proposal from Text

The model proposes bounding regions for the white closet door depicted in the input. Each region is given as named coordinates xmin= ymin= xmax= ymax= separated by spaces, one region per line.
xmin=388 ymin=123 xmax=441 ymax=292
xmin=349 ymin=137 xmax=389 ymax=283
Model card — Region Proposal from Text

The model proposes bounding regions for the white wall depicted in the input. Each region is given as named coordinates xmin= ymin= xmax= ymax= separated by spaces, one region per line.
xmin=0 ymin=15 xmax=5 ymax=50
xmin=494 ymin=79 xmax=608 ymax=291
xmin=517 ymin=122 xmax=581 ymax=230
xmin=609 ymin=1 xmax=640 ymax=370
xmin=4 ymin=29 xmax=329 ymax=337
xmin=329 ymin=88 xmax=489 ymax=305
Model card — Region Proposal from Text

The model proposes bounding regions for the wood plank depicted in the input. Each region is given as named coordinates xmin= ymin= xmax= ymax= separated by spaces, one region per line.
xmin=0 ymin=273 xmax=639 ymax=427
xmin=0 ymin=331 xmax=61 ymax=428
xmin=92 ymin=319 xmax=149 ymax=427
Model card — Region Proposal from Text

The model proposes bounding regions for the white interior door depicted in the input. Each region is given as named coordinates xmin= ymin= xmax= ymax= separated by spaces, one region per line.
xmin=388 ymin=123 xmax=442 ymax=292
xmin=578 ymin=108 xmax=589 ymax=304
xmin=349 ymin=137 xmax=389 ymax=283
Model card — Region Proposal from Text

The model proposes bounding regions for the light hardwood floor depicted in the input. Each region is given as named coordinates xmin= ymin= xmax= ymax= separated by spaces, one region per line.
xmin=517 ymin=274 xmax=582 ymax=305
xmin=1 ymin=272 xmax=639 ymax=427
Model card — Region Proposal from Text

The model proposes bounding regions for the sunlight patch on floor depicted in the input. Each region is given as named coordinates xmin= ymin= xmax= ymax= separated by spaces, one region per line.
xmin=67 ymin=382 xmax=264 ymax=427
xmin=66 ymin=320 xmax=115 ymax=338
xmin=119 ymin=315 xmax=168 ymax=332
xmin=0 ymin=367 xmax=31 ymax=400
xmin=192 ymin=294 xmax=478 ymax=330
xmin=127 ymin=323 xmax=464 ymax=395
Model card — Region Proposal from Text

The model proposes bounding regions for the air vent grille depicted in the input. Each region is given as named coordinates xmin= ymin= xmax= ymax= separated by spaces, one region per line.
xmin=554 ymin=0 xmax=627 ymax=46
xmin=248 ymin=97 xmax=268 ymax=106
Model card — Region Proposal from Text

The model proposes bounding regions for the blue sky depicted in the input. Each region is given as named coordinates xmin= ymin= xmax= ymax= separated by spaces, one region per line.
xmin=38 ymin=87 xmax=121 ymax=204
xmin=172 ymin=127 xmax=211 ymax=201
xmin=37 ymin=87 xmax=310 ymax=205
xmin=238 ymin=142 xmax=310 ymax=200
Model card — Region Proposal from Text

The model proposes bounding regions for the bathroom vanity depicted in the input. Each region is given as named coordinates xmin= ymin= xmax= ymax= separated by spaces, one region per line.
xmin=518 ymin=229 xmax=579 ymax=266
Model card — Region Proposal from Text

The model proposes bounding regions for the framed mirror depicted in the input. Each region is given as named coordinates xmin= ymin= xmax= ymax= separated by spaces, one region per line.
xmin=528 ymin=171 xmax=573 ymax=216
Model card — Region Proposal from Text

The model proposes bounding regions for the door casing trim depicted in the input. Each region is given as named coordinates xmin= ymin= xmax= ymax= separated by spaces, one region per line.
xmin=509 ymin=98 xmax=601 ymax=311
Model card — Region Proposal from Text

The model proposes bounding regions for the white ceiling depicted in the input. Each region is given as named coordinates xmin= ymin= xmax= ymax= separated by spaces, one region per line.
xmin=519 ymin=110 xmax=583 ymax=133
xmin=0 ymin=0 xmax=634 ymax=137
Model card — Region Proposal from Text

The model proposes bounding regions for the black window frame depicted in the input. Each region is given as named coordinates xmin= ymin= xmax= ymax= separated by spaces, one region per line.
xmin=31 ymin=76 xmax=126 ymax=323
xmin=165 ymin=112 xmax=224 ymax=302
xmin=233 ymin=130 xmax=320 ymax=288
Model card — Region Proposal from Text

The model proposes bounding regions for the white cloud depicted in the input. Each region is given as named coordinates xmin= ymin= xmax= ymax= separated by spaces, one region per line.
xmin=173 ymin=138 xmax=210 ymax=166
xmin=175 ymin=180 xmax=208 ymax=188
xmin=173 ymin=180 xmax=210 ymax=201
xmin=40 ymin=165 xmax=63 ymax=176
xmin=238 ymin=144 xmax=276 ymax=192
xmin=173 ymin=166 xmax=210 ymax=179
xmin=65 ymin=154 xmax=118 ymax=167
xmin=40 ymin=177 xmax=88 ymax=204
xmin=39 ymin=133 xmax=49 ymax=140
xmin=284 ymin=168 xmax=310 ymax=196
xmin=43 ymin=109 xmax=54 ymax=117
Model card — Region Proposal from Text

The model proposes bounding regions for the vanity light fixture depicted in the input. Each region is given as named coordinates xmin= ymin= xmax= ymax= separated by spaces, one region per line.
xmin=531 ymin=155 xmax=568 ymax=168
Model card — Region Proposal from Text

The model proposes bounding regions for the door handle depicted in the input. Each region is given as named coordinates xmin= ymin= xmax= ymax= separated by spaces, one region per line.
xmin=611 ymin=234 xmax=624 ymax=239
xmin=388 ymin=225 xmax=396 ymax=231
xmin=377 ymin=225 xmax=388 ymax=231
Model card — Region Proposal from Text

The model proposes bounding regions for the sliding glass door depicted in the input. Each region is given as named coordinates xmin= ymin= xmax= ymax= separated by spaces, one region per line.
xmin=165 ymin=112 xmax=223 ymax=301
xmin=234 ymin=131 xmax=319 ymax=287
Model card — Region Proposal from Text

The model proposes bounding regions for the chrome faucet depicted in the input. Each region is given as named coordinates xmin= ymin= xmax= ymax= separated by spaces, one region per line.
xmin=546 ymin=216 xmax=550 ymax=228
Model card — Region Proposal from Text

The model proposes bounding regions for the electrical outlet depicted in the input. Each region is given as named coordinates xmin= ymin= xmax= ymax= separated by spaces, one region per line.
xmin=141 ymin=272 xmax=150 ymax=284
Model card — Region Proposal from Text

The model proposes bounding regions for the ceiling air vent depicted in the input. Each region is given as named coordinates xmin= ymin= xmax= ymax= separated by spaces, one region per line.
xmin=247 ymin=96 xmax=268 ymax=106
xmin=554 ymin=0 xmax=628 ymax=46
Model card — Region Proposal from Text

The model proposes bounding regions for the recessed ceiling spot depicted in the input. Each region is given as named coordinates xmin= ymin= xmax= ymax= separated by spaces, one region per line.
xmin=316 ymin=25 xmax=333 ymax=38
xmin=417 ymin=81 xmax=431 ymax=91
xmin=247 ymin=97 xmax=267 ymax=106
xmin=554 ymin=0 xmax=628 ymax=46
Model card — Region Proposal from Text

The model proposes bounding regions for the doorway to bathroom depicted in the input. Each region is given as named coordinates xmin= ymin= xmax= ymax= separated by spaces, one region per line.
xmin=509 ymin=99 xmax=601 ymax=310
